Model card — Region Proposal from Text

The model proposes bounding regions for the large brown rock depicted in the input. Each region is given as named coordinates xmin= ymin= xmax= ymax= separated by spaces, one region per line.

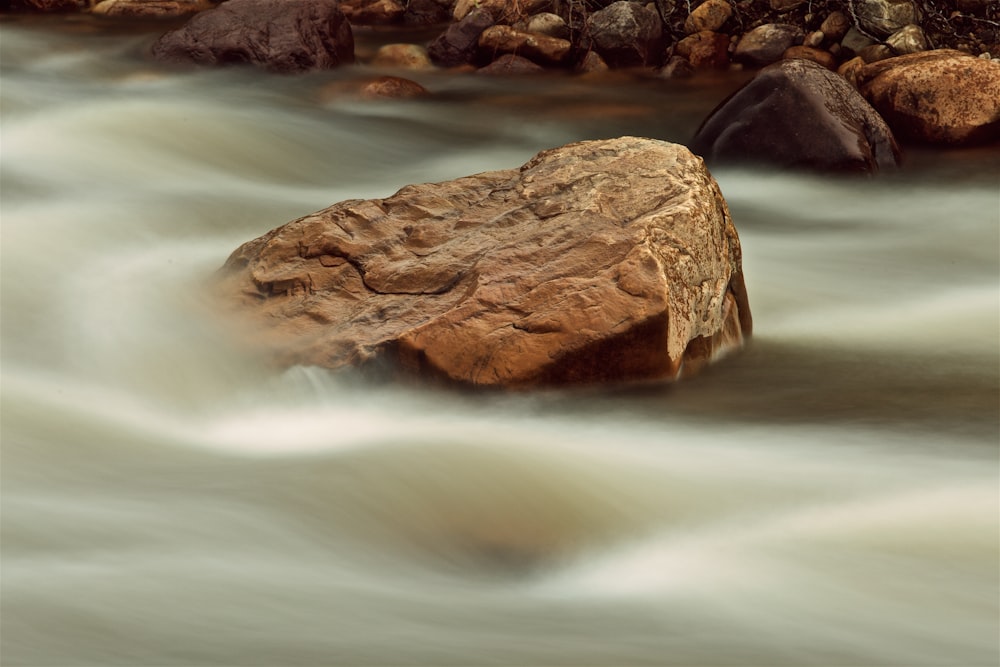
xmin=691 ymin=58 xmax=900 ymax=172
xmin=856 ymin=49 xmax=1000 ymax=146
xmin=216 ymin=137 xmax=752 ymax=389
xmin=150 ymin=0 xmax=354 ymax=73
xmin=585 ymin=1 xmax=665 ymax=68
xmin=477 ymin=25 xmax=571 ymax=66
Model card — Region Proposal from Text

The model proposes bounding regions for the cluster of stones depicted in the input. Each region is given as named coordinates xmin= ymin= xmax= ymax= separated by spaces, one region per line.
xmin=346 ymin=0 xmax=1000 ymax=78
xmin=9 ymin=1 xmax=999 ymax=66
xmin=62 ymin=0 xmax=991 ymax=152
xmin=11 ymin=1 xmax=996 ymax=180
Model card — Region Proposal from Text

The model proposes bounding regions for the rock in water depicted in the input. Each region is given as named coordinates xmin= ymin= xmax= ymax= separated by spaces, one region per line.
xmin=217 ymin=138 xmax=752 ymax=389
xmin=691 ymin=59 xmax=900 ymax=172
xmin=151 ymin=0 xmax=354 ymax=73
xmin=857 ymin=49 xmax=1000 ymax=146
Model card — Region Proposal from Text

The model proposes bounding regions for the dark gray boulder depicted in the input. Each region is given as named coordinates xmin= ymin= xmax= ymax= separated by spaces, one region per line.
xmin=585 ymin=1 xmax=665 ymax=68
xmin=690 ymin=59 xmax=900 ymax=173
xmin=427 ymin=6 xmax=496 ymax=67
xmin=151 ymin=0 xmax=354 ymax=74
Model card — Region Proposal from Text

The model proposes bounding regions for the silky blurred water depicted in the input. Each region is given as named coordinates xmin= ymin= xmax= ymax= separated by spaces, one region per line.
xmin=2 ymin=18 xmax=998 ymax=667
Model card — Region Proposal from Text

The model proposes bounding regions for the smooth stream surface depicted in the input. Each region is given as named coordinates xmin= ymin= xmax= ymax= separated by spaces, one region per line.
xmin=2 ymin=18 xmax=998 ymax=666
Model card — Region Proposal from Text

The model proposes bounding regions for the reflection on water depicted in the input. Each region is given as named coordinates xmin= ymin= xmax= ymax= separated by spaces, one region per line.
xmin=2 ymin=19 xmax=998 ymax=667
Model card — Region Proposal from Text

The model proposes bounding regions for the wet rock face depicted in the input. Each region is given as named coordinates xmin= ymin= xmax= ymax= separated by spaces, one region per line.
xmin=150 ymin=0 xmax=354 ymax=73
xmin=690 ymin=58 xmax=900 ymax=173
xmin=217 ymin=137 xmax=752 ymax=389
xmin=857 ymin=49 xmax=1000 ymax=146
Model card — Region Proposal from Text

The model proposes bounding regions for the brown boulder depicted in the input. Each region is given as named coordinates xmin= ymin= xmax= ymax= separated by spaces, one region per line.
xmin=150 ymin=0 xmax=354 ymax=73
xmin=857 ymin=49 xmax=1000 ymax=145
xmin=586 ymin=1 xmax=665 ymax=68
xmin=358 ymin=76 xmax=429 ymax=99
xmin=216 ymin=137 xmax=752 ymax=389
xmin=371 ymin=44 xmax=434 ymax=69
xmin=734 ymin=23 xmax=804 ymax=67
xmin=675 ymin=31 xmax=731 ymax=70
xmin=837 ymin=55 xmax=866 ymax=87
xmin=477 ymin=54 xmax=546 ymax=75
xmin=527 ymin=13 xmax=570 ymax=40
xmin=782 ymin=45 xmax=837 ymax=70
xmin=477 ymin=25 xmax=571 ymax=66
xmin=819 ymin=11 xmax=851 ymax=43
xmin=576 ymin=50 xmax=610 ymax=74
xmin=339 ymin=0 xmax=405 ymax=25
xmin=427 ymin=7 xmax=495 ymax=67
xmin=691 ymin=58 xmax=900 ymax=173
xmin=684 ymin=0 xmax=732 ymax=35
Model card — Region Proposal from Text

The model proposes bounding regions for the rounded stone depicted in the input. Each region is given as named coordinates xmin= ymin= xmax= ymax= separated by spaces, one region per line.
xmin=734 ymin=23 xmax=804 ymax=67
xmin=684 ymin=0 xmax=733 ymax=35
xmin=691 ymin=58 xmax=900 ymax=172
xmin=852 ymin=0 xmax=921 ymax=39
xmin=372 ymin=44 xmax=434 ymax=69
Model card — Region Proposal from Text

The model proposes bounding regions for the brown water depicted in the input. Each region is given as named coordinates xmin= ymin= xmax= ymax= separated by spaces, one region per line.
xmin=2 ymin=18 xmax=999 ymax=667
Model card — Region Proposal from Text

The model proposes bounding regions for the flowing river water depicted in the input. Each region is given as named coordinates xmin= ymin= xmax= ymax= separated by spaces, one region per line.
xmin=2 ymin=17 xmax=998 ymax=667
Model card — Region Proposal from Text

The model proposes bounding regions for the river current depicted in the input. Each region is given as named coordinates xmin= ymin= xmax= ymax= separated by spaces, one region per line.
xmin=2 ymin=17 xmax=998 ymax=667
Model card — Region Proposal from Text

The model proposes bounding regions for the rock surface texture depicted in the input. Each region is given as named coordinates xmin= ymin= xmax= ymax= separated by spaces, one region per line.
xmin=217 ymin=137 xmax=752 ymax=389
xmin=857 ymin=49 xmax=1000 ymax=146
xmin=691 ymin=58 xmax=900 ymax=172
xmin=151 ymin=0 xmax=354 ymax=73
